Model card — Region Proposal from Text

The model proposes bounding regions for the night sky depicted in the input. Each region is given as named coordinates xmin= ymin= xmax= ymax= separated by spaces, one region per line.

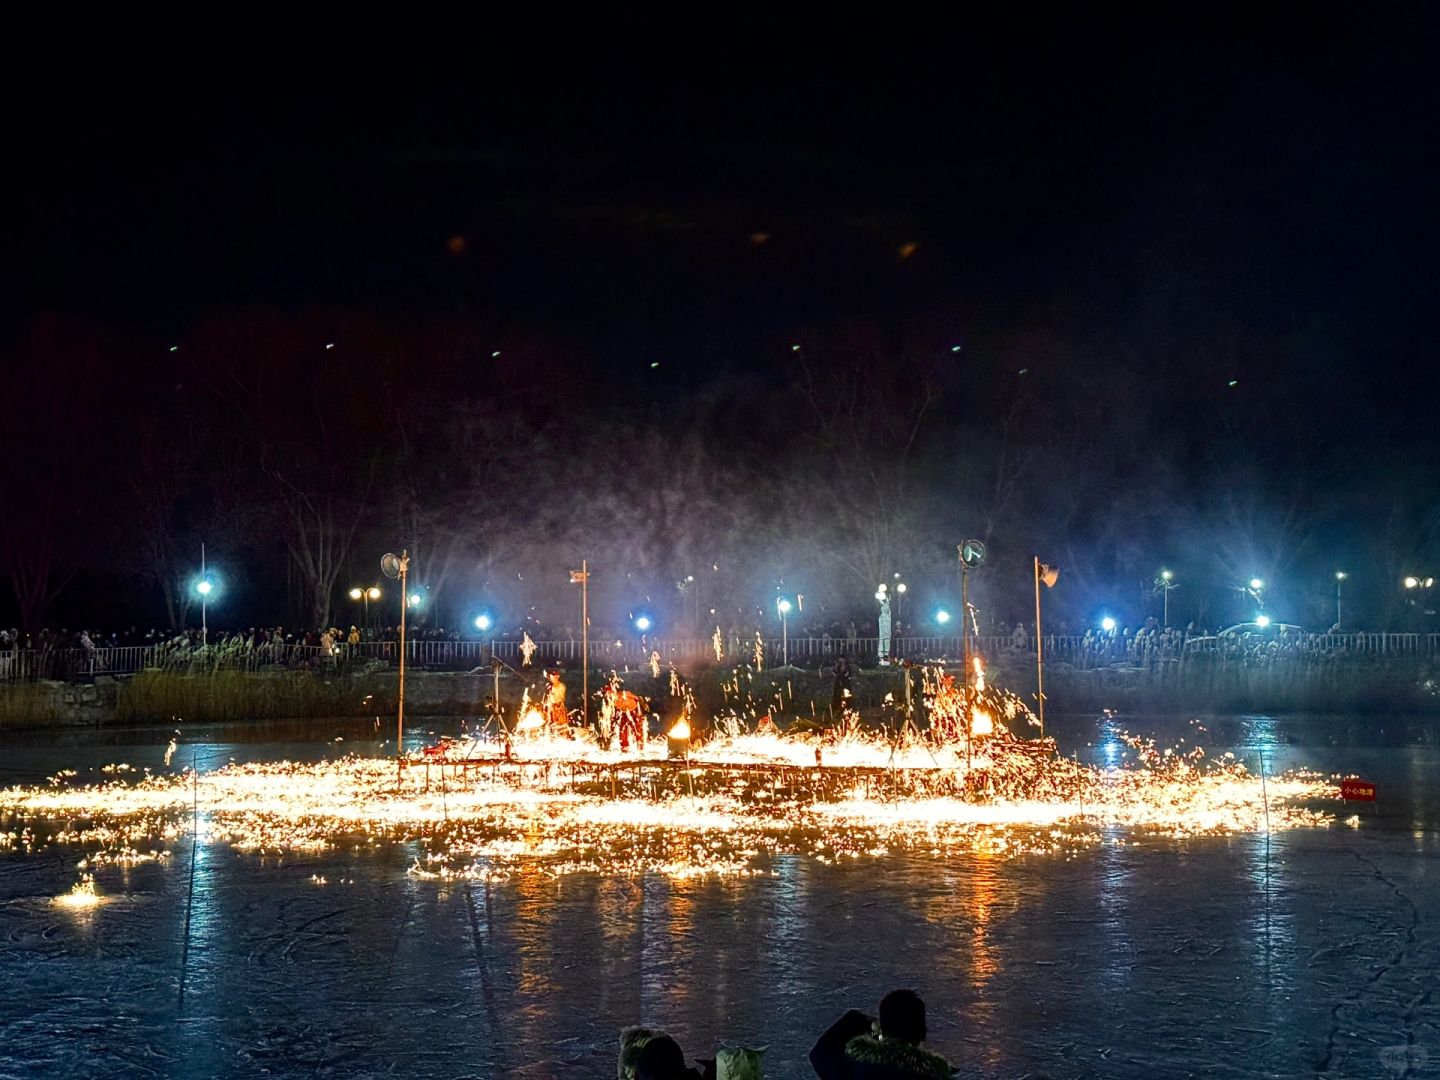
xmin=7 ymin=11 xmax=1439 ymax=630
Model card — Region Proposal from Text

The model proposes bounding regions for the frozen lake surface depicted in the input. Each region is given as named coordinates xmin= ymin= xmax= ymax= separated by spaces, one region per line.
xmin=0 ymin=713 xmax=1435 ymax=1079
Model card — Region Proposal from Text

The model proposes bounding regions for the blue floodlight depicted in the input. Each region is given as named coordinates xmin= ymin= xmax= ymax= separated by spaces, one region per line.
xmin=1249 ymin=578 xmax=1264 ymax=591
xmin=934 ymin=608 xmax=951 ymax=625
xmin=195 ymin=579 xmax=214 ymax=597
xmin=1100 ymin=616 xmax=1116 ymax=632
xmin=633 ymin=614 xmax=653 ymax=632
xmin=1255 ymin=614 xmax=1272 ymax=628
xmin=473 ymin=613 xmax=493 ymax=632
xmin=777 ymin=598 xmax=793 ymax=614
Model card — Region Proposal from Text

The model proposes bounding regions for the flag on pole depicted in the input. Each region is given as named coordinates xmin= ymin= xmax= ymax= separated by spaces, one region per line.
xmin=1038 ymin=563 xmax=1060 ymax=588
xmin=569 ymin=569 xmax=589 ymax=583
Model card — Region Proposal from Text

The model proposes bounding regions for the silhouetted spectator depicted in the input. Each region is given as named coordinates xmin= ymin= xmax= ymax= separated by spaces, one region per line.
xmin=810 ymin=989 xmax=952 ymax=1079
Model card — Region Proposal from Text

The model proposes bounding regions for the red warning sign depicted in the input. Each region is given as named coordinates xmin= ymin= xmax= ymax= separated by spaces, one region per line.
xmin=1340 ymin=779 xmax=1376 ymax=801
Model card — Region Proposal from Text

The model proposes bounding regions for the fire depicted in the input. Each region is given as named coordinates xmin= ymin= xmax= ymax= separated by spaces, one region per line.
xmin=54 ymin=873 xmax=104 ymax=910
xmin=0 ymin=725 xmax=1337 ymax=882
xmin=971 ymin=709 xmax=994 ymax=737
xmin=972 ymin=657 xmax=986 ymax=693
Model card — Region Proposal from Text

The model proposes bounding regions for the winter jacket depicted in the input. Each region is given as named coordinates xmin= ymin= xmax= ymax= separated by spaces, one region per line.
xmin=809 ymin=1011 xmax=953 ymax=1080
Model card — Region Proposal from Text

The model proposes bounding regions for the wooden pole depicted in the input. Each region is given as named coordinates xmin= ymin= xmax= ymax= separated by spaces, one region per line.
xmin=960 ymin=551 xmax=972 ymax=769
xmin=1033 ymin=555 xmax=1045 ymax=737
xmin=581 ymin=559 xmax=589 ymax=729
xmin=398 ymin=550 xmax=408 ymax=784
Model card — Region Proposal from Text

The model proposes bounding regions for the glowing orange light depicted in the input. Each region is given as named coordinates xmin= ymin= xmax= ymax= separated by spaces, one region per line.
xmin=971 ymin=709 xmax=994 ymax=737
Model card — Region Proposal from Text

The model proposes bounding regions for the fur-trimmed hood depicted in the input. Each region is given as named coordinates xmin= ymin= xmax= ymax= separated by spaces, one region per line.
xmin=844 ymin=1033 xmax=953 ymax=1080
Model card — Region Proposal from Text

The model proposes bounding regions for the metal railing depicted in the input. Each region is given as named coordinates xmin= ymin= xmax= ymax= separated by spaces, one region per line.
xmin=3 ymin=630 xmax=1439 ymax=685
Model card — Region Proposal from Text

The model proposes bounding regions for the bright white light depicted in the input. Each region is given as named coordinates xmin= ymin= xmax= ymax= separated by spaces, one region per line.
xmin=349 ymin=587 xmax=363 ymax=600
xmin=634 ymin=616 xmax=652 ymax=632
xmin=950 ymin=345 xmax=961 ymax=352
xmin=1249 ymin=578 xmax=1264 ymax=591
xmin=1256 ymin=614 xmax=1272 ymax=628
xmin=1404 ymin=576 xmax=1420 ymax=589
xmin=1335 ymin=571 xmax=1347 ymax=581
xmin=195 ymin=579 xmax=213 ymax=597
xmin=777 ymin=599 xmax=792 ymax=614
xmin=1100 ymin=617 xmax=1116 ymax=632
xmin=935 ymin=609 xmax=951 ymax=625
xmin=325 ymin=343 xmax=335 ymax=350
xmin=366 ymin=587 xmax=382 ymax=601
xmin=408 ymin=593 xmax=423 ymax=608
xmin=473 ymin=614 xmax=492 ymax=631
xmin=896 ymin=583 xmax=907 ymax=594
xmin=491 ymin=351 xmax=501 ymax=358
xmin=1160 ymin=569 xmax=1173 ymax=581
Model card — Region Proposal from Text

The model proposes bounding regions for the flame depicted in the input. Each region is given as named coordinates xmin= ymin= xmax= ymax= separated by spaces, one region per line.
xmin=0 ymin=724 xmax=1336 ymax=883
xmin=55 ymin=873 xmax=103 ymax=909
xmin=971 ymin=709 xmax=994 ymax=737
xmin=972 ymin=657 xmax=987 ymax=693
xmin=516 ymin=709 xmax=545 ymax=733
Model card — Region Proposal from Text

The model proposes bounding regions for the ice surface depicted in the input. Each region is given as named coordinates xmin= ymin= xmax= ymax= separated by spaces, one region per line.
xmin=0 ymin=714 xmax=1435 ymax=1078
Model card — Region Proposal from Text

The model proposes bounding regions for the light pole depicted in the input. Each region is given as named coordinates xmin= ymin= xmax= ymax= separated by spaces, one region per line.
xmin=194 ymin=543 xmax=216 ymax=646
xmin=349 ymin=585 xmax=382 ymax=629
xmin=1156 ymin=569 xmax=1178 ymax=627
xmin=777 ymin=597 xmax=792 ymax=665
xmin=570 ymin=562 xmax=590 ymax=727
xmin=1334 ymin=571 xmax=1346 ymax=628
xmin=1247 ymin=577 xmax=1266 ymax=612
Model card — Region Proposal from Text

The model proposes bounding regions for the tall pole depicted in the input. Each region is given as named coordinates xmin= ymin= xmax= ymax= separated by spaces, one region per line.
xmin=1336 ymin=574 xmax=1344 ymax=628
xmin=397 ymin=551 xmax=408 ymax=784
xmin=959 ymin=549 xmax=972 ymax=768
xmin=1163 ymin=586 xmax=1169 ymax=629
xmin=1033 ymin=556 xmax=1046 ymax=738
xmin=581 ymin=559 xmax=589 ymax=728
xmin=781 ymin=605 xmax=789 ymax=665
xmin=200 ymin=543 xmax=208 ymax=646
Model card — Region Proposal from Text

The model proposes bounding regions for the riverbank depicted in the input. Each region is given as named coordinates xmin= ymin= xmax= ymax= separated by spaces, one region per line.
xmin=2 ymin=656 xmax=1436 ymax=729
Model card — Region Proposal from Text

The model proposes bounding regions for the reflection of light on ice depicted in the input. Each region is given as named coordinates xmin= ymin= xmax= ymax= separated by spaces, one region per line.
xmin=0 ymin=729 xmax=1337 ymax=881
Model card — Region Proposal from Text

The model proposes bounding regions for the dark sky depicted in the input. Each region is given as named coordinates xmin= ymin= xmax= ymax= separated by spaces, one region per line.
xmin=10 ymin=10 xmax=1439 ymax=409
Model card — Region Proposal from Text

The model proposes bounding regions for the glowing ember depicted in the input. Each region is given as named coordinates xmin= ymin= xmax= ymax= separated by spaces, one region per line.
xmin=971 ymin=709 xmax=994 ymax=737
xmin=54 ymin=872 xmax=104 ymax=909
xmin=0 ymin=727 xmax=1338 ymax=882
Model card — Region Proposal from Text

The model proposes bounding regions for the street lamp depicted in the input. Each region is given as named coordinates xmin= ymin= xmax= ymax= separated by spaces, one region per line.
xmin=1244 ymin=577 xmax=1266 ymax=612
xmin=1334 ymin=571 xmax=1347 ymax=628
xmin=1100 ymin=616 xmax=1116 ymax=632
xmin=348 ymin=585 xmax=382 ymax=628
xmin=776 ymin=597 xmax=793 ymax=665
xmin=633 ymin=614 xmax=652 ymax=633
xmin=934 ymin=608 xmax=951 ymax=625
xmin=473 ymin=613 xmax=492 ymax=632
xmin=193 ymin=576 xmax=215 ymax=645
xmin=193 ymin=541 xmax=217 ymax=646
xmin=1255 ymin=614 xmax=1272 ymax=628
xmin=1155 ymin=569 xmax=1179 ymax=627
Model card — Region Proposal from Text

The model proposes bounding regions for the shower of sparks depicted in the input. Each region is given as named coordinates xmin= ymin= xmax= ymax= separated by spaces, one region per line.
xmin=54 ymin=872 xmax=105 ymax=909
xmin=0 ymin=727 xmax=1336 ymax=884
xmin=713 ymin=626 xmax=724 ymax=661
